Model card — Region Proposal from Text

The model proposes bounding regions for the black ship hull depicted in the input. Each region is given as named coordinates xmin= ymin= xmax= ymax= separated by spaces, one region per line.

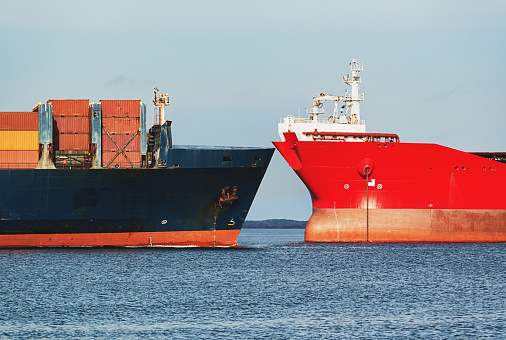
xmin=0 ymin=147 xmax=274 ymax=247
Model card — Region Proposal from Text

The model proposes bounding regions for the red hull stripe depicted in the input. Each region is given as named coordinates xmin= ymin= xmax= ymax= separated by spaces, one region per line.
xmin=0 ymin=230 xmax=241 ymax=248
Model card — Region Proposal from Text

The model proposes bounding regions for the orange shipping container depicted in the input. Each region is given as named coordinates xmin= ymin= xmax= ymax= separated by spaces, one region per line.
xmin=0 ymin=150 xmax=39 ymax=169
xmin=0 ymin=131 xmax=39 ymax=150
xmin=102 ymin=134 xmax=140 ymax=152
xmin=0 ymin=112 xmax=39 ymax=130
xmin=101 ymin=117 xmax=140 ymax=134
xmin=48 ymin=99 xmax=89 ymax=117
xmin=56 ymin=133 xmax=90 ymax=151
xmin=100 ymin=100 xmax=140 ymax=117
xmin=54 ymin=116 xmax=90 ymax=134
xmin=102 ymin=150 xmax=141 ymax=168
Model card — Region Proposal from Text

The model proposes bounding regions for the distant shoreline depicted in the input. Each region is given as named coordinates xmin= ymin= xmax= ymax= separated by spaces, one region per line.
xmin=243 ymin=219 xmax=306 ymax=229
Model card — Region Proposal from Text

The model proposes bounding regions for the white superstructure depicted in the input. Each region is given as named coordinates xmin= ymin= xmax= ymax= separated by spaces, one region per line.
xmin=278 ymin=59 xmax=366 ymax=141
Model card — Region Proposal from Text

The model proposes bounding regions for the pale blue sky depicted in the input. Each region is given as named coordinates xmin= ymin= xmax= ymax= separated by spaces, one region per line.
xmin=1 ymin=0 xmax=505 ymax=220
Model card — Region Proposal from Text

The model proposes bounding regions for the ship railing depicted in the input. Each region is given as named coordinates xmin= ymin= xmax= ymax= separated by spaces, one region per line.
xmin=280 ymin=116 xmax=306 ymax=123
xmin=0 ymin=162 xmax=142 ymax=170
xmin=303 ymin=131 xmax=400 ymax=143
xmin=306 ymin=107 xmax=324 ymax=115
xmin=55 ymin=163 xmax=92 ymax=169
xmin=280 ymin=117 xmax=366 ymax=125
xmin=471 ymin=152 xmax=506 ymax=164
xmin=0 ymin=163 xmax=38 ymax=169
xmin=101 ymin=160 xmax=142 ymax=169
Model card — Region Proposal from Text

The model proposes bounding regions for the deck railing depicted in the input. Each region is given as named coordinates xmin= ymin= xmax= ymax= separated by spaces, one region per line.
xmin=280 ymin=116 xmax=365 ymax=125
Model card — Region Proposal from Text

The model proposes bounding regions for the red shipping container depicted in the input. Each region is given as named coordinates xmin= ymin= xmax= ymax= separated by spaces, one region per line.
xmin=0 ymin=150 xmax=39 ymax=169
xmin=100 ymin=100 xmax=140 ymax=117
xmin=48 ymin=99 xmax=89 ymax=117
xmin=102 ymin=150 xmax=141 ymax=168
xmin=56 ymin=133 xmax=90 ymax=151
xmin=101 ymin=117 xmax=140 ymax=134
xmin=54 ymin=116 xmax=90 ymax=134
xmin=102 ymin=134 xmax=140 ymax=152
xmin=0 ymin=112 xmax=39 ymax=130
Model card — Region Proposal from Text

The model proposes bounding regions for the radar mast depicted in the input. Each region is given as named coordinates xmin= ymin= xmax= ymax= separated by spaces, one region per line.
xmin=153 ymin=87 xmax=170 ymax=126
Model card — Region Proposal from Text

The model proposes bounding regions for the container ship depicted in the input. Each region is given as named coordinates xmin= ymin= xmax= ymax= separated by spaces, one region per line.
xmin=274 ymin=60 xmax=505 ymax=242
xmin=0 ymin=89 xmax=273 ymax=247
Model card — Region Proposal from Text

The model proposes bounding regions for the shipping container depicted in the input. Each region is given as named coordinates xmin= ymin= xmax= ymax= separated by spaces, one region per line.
xmin=55 ymin=133 xmax=90 ymax=151
xmin=48 ymin=99 xmax=89 ymax=117
xmin=0 ymin=131 xmax=39 ymax=150
xmin=100 ymin=100 xmax=140 ymax=117
xmin=53 ymin=116 xmax=90 ymax=134
xmin=102 ymin=134 xmax=140 ymax=152
xmin=102 ymin=150 xmax=141 ymax=168
xmin=101 ymin=117 xmax=140 ymax=134
xmin=0 ymin=150 xmax=39 ymax=169
xmin=0 ymin=112 xmax=39 ymax=130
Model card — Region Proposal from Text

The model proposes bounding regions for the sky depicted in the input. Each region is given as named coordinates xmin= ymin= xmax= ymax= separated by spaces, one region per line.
xmin=1 ymin=0 xmax=505 ymax=221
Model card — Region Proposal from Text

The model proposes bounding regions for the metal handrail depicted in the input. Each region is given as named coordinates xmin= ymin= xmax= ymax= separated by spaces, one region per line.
xmin=0 ymin=163 xmax=38 ymax=169
xmin=279 ymin=117 xmax=365 ymax=125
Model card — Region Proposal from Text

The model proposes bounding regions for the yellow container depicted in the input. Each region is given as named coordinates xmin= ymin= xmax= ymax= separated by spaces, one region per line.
xmin=0 ymin=130 xmax=39 ymax=150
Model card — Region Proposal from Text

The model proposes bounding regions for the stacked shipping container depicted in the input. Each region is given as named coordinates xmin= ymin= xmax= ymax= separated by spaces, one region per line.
xmin=1 ymin=99 xmax=145 ymax=169
xmin=0 ymin=112 xmax=39 ymax=169
xmin=49 ymin=100 xmax=90 ymax=151
xmin=100 ymin=100 xmax=141 ymax=168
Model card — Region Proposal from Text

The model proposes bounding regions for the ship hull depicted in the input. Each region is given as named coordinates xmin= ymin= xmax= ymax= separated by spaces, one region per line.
xmin=0 ymin=230 xmax=240 ymax=248
xmin=0 ymin=148 xmax=274 ymax=247
xmin=307 ymin=208 xmax=505 ymax=242
xmin=274 ymin=132 xmax=506 ymax=242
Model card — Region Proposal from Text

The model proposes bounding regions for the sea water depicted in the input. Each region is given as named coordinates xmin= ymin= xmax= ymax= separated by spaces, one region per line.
xmin=0 ymin=229 xmax=504 ymax=339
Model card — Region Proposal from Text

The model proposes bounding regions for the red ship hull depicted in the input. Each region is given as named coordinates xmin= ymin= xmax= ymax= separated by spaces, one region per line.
xmin=0 ymin=230 xmax=241 ymax=248
xmin=274 ymin=132 xmax=506 ymax=242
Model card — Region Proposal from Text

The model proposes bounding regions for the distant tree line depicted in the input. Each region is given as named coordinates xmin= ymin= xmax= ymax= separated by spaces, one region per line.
xmin=243 ymin=219 xmax=306 ymax=229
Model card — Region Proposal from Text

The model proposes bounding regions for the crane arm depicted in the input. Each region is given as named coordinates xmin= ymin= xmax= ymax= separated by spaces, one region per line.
xmin=312 ymin=93 xmax=341 ymax=108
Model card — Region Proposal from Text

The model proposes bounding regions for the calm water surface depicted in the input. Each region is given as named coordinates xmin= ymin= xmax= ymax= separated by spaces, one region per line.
xmin=0 ymin=229 xmax=504 ymax=339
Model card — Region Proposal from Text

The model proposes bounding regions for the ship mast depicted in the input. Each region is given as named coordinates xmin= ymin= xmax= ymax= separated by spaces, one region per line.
xmin=153 ymin=87 xmax=170 ymax=125
xmin=151 ymin=88 xmax=171 ymax=167
xmin=342 ymin=59 xmax=364 ymax=124
xmin=277 ymin=59 xmax=367 ymax=142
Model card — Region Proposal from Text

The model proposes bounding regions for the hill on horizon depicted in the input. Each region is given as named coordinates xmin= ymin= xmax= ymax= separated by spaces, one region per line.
xmin=243 ymin=219 xmax=306 ymax=229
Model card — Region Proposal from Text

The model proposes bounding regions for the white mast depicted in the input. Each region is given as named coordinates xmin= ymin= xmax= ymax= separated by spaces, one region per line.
xmin=153 ymin=87 xmax=170 ymax=125
xmin=342 ymin=59 xmax=364 ymax=124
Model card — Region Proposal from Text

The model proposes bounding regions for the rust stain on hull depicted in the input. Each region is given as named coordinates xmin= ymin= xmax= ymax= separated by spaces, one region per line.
xmin=306 ymin=209 xmax=506 ymax=242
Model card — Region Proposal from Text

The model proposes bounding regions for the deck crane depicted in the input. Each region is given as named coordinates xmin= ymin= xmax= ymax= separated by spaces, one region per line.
xmin=311 ymin=93 xmax=348 ymax=123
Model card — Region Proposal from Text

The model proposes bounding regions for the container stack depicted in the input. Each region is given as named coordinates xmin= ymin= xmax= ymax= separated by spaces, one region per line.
xmin=49 ymin=100 xmax=90 ymax=151
xmin=0 ymin=112 xmax=40 ymax=169
xmin=0 ymin=98 xmax=146 ymax=170
xmin=100 ymin=100 xmax=141 ymax=168
xmin=49 ymin=100 xmax=91 ymax=168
